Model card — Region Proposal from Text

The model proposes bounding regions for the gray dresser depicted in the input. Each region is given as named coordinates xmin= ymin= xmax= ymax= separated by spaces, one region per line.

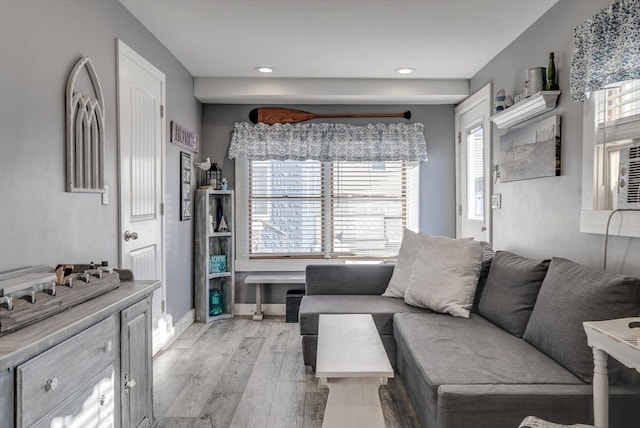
xmin=0 ymin=280 xmax=159 ymax=428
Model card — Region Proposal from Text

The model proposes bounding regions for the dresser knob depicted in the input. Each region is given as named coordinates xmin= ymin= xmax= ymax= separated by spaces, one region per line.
xmin=103 ymin=340 xmax=113 ymax=353
xmin=45 ymin=376 xmax=58 ymax=392
xmin=123 ymin=375 xmax=136 ymax=392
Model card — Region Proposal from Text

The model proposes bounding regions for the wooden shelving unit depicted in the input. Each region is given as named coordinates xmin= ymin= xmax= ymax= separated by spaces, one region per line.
xmin=194 ymin=189 xmax=235 ymax=323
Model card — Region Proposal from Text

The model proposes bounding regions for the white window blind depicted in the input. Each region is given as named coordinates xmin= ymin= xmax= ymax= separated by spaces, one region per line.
xmin=248 ymin=160 xmax=418 ymax=259
xmin=596 ymin=80 xmax=640 ymax=145
xmin=249 ymin=160 xmax=324 ymax=256
xmin=466 ymin=126 xmax=484 ymax=221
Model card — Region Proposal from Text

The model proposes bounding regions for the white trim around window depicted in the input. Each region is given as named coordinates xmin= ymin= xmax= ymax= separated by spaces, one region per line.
xmin=579 ymin=85 xmax=640 ymax=238
xmin=235 ymin=158 xmax=417 ymax=271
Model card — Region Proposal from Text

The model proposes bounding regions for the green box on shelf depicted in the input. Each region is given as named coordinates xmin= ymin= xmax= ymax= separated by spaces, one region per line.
xmin=209 ymin=255 xmax=227 ymax=273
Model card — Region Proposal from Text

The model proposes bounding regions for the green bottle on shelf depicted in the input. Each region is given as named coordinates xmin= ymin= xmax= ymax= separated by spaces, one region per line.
xmin=545 ymin=52 xmax=559 ymax=91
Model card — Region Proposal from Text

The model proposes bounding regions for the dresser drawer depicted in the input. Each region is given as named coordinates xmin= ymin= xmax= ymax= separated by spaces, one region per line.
xmin=31 ymin=365 xmax=115 ymax=428
xmin=16 ymin=316 xmax=117 ymax=427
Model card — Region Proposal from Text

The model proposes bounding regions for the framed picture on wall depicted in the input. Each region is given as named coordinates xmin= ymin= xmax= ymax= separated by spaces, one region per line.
xmin=180 ymin=151 xmax=192 ymax=221
xmin=499 ymin=115 xmax=561 ymax=182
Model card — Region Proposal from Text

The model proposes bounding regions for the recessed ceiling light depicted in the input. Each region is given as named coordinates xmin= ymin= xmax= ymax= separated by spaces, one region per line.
xmin=255 ymin=66 xmax=274 ymax=73
xmin=395 ymin=67 xmax=415 ymax=74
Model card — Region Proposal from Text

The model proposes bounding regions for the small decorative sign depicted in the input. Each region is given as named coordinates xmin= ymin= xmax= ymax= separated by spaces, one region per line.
xmin=171 ymin=121 xmax=199 ymax=153
xmin=209 ymin=255 xmax=227 ymax=273
xmin=180 ymin=151 xmax=192 ymax=221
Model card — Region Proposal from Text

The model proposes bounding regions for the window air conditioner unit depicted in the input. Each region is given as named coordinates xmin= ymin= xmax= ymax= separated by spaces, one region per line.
xmin=618 ymin=143 xmax=640 ymax=208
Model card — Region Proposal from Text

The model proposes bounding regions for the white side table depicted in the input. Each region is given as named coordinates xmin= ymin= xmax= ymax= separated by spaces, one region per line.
xmin=583 ymin=317 xmax=640 ymax=428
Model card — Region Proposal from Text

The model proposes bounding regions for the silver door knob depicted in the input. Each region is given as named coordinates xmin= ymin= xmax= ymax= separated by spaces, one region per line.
xmin=481 ymin=226 xmax=487 ymax=231
xmin=124 ymin=230 xmax=138 ymax=241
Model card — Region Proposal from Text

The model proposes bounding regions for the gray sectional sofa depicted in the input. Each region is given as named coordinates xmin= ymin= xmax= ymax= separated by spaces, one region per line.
xmin=299 ymin=251 xmax=640 ymax=428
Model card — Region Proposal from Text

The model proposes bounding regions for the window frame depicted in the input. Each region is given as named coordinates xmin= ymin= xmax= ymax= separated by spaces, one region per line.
xmin=235 ymin=158 xmax=419 ymax=271
xmin=579 ymin=82 xmax=640 ymax=238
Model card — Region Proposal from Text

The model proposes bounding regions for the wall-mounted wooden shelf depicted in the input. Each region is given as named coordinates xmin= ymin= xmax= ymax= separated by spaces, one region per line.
xmin=490 ymin=90 xmax=561 ymax=129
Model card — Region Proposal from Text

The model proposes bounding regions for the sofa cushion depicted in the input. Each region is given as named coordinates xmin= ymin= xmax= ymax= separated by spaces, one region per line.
xmin=471 ymin=241 xmax=496 ymax=312
xmin=394 ymin=312 xmax=583 ymax=387
xmin=404 ymin=235 xmax=483 ymax=318
xmin=299 ymin=295 xmax=427 ymax=336
xmin=383 ymin=228 xmax=423 ymax=298
xmin=478 ymin=251 xmax=550 ymax=337
xmin=523 ymin=257 xmax=640 ymax=382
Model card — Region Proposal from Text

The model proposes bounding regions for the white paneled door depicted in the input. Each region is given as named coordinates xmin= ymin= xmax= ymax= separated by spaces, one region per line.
xmin=117 ymin=40 xmax=167 ymax=354
xmin=455 ymin=84 xmax=492 ymax=242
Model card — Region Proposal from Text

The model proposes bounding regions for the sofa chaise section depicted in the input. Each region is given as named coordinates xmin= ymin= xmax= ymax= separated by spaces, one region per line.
xmin=393 ymin=312 xmax=640 ymax=427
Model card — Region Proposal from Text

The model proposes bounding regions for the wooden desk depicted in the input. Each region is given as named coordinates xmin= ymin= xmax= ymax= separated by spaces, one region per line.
xmin=316 ymin=314 xmax=393 ymax=428
xmin=244 ymin=273 xmax=305 ymax=320
xmin=583 ymin=317 xmax=640 ymax=428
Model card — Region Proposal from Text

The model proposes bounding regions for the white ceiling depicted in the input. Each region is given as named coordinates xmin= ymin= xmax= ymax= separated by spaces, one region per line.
xmin=119 ymin=0 xmax=559 ymax=104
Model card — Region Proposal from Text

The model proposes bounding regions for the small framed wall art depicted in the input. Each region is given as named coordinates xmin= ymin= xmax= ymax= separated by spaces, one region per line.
xmin=180 ymin=151 xmax=192 ymax=221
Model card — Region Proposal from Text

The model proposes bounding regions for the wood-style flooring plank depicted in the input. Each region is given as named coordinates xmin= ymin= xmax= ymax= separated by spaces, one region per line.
xmin=162 ymin=321 xmax=254 ymax=417
xmin=154 ymin=317 xmax=420 ymax=428
xmin=229 ymin=322 xmax=288 ymax=427
xmin=380 ymin=378 xmax=421 ymax=428
xmin=156 ymin=416 xmax=213 ymax=428
xmin=201 ymin=392 xmax=243 ymax=428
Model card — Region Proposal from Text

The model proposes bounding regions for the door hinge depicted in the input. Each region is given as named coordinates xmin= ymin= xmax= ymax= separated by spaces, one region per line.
xmin=160 ymin=105 xmax=164 ymax=118
xmin=457 ymin=132 xmax=461 ymax=144
xmin=458 ymin=204 xmax=462 ymax=216
xmin=161 ymin=300 xmax=165 ymax=312
xmin=160 ymin=203 xmax=165 ymax=215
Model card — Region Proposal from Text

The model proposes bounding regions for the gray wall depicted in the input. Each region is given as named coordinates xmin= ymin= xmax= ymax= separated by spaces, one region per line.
xmin=201 ymin=104 xmax=455 ymax=303
xmin=0 ymin=0 xmax=201 ymax=322
xmin=470 ymin=0 xmax=640 ymax=277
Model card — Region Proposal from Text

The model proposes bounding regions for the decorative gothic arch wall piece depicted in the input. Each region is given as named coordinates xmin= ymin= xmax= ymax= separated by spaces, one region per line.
xmin=66 ymin=56 xmax=105 ymax=193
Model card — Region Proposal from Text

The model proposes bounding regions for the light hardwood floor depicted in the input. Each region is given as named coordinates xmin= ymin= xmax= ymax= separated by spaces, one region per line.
xmin=153 ymin=317 xmax=421 ymax=428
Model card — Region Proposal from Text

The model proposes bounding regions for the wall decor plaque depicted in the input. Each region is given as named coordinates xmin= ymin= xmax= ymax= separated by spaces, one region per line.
xmin=65 ymin=56 xmax=105 ymax=193
xmin=171 ymin=121 xmax=199 ymax=153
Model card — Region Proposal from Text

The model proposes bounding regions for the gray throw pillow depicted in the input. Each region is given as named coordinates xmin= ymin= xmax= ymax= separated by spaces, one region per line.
xmin=477 ymin=251 xmax=550 ymax=337
xmin=404 ymin=234 xmax=483 ymax=318
xmin=523 ymin=257 xmax=640 ymax=383
xmin=471 ymin=242 xmax=495 ymax=312
xmin=383 ymin=228 xmax=423 ymax=298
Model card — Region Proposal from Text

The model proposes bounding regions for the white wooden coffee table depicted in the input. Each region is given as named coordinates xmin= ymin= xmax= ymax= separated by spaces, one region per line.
xmin=316 ymin=314 xmax=394 ymax=428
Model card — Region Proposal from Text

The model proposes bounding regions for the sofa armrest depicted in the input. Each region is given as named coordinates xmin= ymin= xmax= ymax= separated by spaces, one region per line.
xmin=305 ymin=264 xmax=394 ymax=295
xmin=436 ymin=384 xmax=640 ymax=428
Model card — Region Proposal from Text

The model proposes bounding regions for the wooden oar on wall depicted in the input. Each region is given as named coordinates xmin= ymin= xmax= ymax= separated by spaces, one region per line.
xmin=249 ymin=107 xmax=411 ymax=125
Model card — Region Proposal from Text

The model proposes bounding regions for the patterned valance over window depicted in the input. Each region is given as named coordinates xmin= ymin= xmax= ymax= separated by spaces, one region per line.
xmin=571 ymin=0 xmax=640 ymax=102
xmin=229 ymin=122 xmax=427 ymax=162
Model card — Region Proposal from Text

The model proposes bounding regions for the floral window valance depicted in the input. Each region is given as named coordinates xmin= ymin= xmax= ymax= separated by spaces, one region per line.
xmin=571 ymin=0 xmax=640 ymax=102
xmin=228 ymin=122 xmax=427 ymax=162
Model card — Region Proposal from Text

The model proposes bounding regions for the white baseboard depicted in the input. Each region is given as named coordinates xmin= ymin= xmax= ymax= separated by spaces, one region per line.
xmin=154 ymin=309 xmax=195 ymax=355
xmin=173 ymin=309 xmax=195 ymax=338
xmin=234 ymin=303 xmax=286 ymax=316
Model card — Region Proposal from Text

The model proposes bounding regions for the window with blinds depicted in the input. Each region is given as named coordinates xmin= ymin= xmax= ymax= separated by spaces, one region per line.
xmin=466 ymin=125 xmax=484 ymax=221
xmin=593 ymin=80 xmax=640 ymax=209
xmin=248 ymin=160 xmax=418 ymax=259
xmin=596 ymin=80 xmax=640 ymax=144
